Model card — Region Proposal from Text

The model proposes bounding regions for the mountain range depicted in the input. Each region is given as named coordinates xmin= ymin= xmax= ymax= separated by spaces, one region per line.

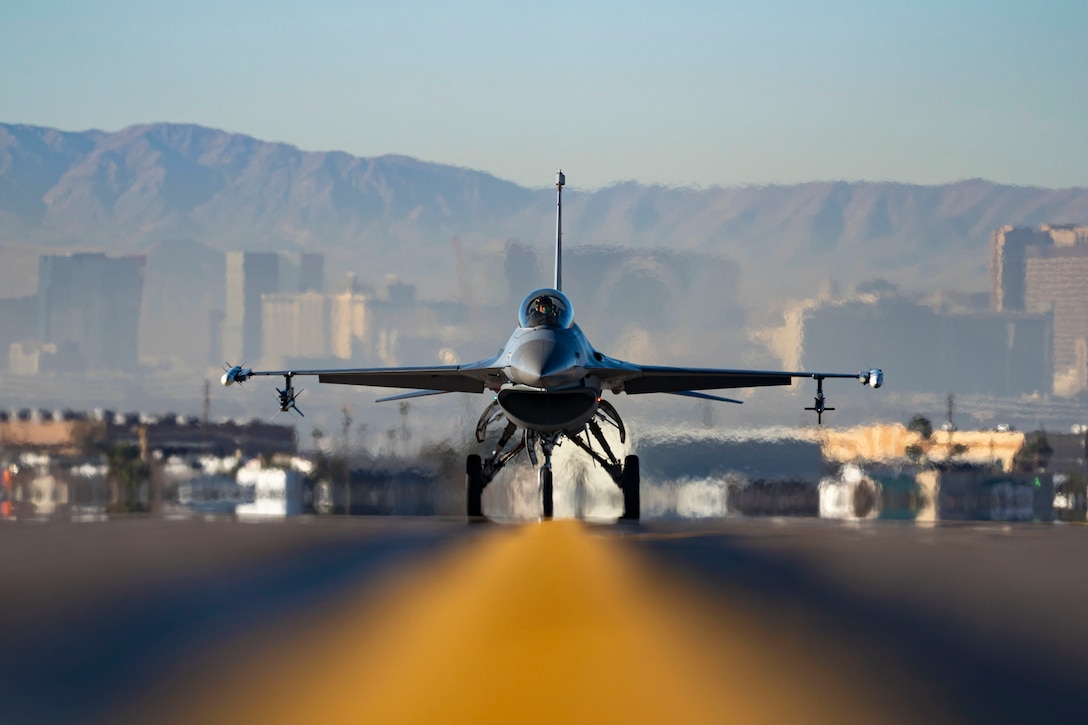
xmin=3 ymin=121 xmax=1088 ymax=307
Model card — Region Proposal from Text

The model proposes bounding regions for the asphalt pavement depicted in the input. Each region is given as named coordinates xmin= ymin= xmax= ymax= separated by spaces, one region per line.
xmin=3 ymin=516 xmax=1087 ymax=724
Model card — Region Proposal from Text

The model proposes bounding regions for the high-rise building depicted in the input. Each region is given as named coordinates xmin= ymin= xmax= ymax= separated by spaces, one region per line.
xmin=992 ymin=224 xmax=1088 ymax=394
xmin=261 ymin=291 xmax=367 ymax=368
xmin=222 ymin=252 xmax=328 ymax=364
xmin=37 ymin=253 xmax=144 ymax=372
xmin=223 ymin=252 xmax=285 ymax=364
xmin=1025 ymin=245 xmax=1088 ymax=395
xmin=992 ymin=227 xmax=1043 ymax=312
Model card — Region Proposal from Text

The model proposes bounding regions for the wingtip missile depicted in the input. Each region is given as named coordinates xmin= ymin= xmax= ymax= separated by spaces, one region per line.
xmin=859 ymin=368 xmax=884 ymax=389
xmin=221 ymin=365 xmax=252 ymax=386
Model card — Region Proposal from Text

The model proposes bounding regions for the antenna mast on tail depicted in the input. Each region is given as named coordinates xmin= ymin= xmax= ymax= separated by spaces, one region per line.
xmin=554 ymin=170 xmax=565 ymax=291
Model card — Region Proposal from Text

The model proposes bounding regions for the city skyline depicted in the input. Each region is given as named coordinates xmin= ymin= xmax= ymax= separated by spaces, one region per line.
xmin=2 ymin=1 xmax=1087 ymax=190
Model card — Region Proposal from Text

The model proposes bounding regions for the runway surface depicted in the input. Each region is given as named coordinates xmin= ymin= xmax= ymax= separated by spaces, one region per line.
xmin=3 ymin=516 xmax=1088 ymax=724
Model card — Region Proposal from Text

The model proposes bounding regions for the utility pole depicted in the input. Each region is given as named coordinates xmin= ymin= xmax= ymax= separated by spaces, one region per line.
xmin=140 ymin=425 xmax=161 ymax=514
xmin=946 ymin=393 xmax=955 ymax=460
xmin=341 ymin=405 xmax=352 ymax=515
xmin=202 ymin=380 xmax=211 ymax=425
xmin=399 ymin=401 xmax=411 ymax=453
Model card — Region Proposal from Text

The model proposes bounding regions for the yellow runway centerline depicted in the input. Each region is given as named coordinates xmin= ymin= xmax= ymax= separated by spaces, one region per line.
xmin=156 ymin=521 xmax=934 ymax=724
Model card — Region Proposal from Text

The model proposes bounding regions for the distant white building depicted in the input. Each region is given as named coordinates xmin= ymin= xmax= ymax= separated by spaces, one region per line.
xmin=235 ymin=460 xmax=306 ymax=518
xmin=818 ymin=464 xmax=881 ymax=521
xmin=25 ymin=472 xmax=68 ymax=517
xmin=177 ymin=475 xmax=252 ymax=515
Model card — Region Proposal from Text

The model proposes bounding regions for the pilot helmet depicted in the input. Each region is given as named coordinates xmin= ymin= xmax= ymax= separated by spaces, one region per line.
xmin=518 ymin=289 xmax=574 ymax=328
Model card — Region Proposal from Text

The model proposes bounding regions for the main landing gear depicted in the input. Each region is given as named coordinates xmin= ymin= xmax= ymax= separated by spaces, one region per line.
xmin=466 ymin=454 xmax=485 ymax=518
xmin=466 ymin=400 xmax=640 ymax=520
xmin=620 ymin=454 xmax=640 ymax=520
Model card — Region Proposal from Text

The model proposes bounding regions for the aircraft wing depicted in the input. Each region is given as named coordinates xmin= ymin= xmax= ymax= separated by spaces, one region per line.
xmin=223 ymin=359 xmax=506 ymax=394
xmin=587 ymin=361 xmax=875 ymax=395
xmin=315 ymin=366 xmax=493 ymax=392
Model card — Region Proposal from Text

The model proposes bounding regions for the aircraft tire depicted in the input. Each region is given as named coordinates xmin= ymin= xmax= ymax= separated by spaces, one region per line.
xmin=620 ymin=455 xmax=640 ymax=520
xmin=540 ymin=468 xmax=554 ymax=519
xmin=466 ymin=454 xmax=484 ymax=518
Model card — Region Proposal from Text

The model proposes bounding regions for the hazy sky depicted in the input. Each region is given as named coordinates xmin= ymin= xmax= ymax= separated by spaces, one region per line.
xmin=2 ymin=0 xmax=1086 ymax=189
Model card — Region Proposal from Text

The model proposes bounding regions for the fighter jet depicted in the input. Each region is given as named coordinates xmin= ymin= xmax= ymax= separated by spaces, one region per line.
xmin=222 ymin=171 xmax=883 ymax=520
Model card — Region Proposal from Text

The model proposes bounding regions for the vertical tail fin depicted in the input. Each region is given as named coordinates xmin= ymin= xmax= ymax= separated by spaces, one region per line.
xmin=554 ymin=170 xmax=565 ymax=291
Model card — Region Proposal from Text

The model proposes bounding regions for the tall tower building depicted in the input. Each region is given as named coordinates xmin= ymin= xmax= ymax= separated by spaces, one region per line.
xmin=993 ymin=224 xmax=1088 ymax=394
xmin=222 ymin=252 xmax=284 ymax=364
xmin=37 ymin=253 xmax=144 ymax=372
xmin=221 ymin=252 xmax=325 ymax=364
xmin=261 ymin=291 xmax=367 ymax=368
xmin=992 ymin=227 xmax=1046 ymax=312
xmin=1025 ymin=243 xmax=1088 ymax=395
xmin=992 ymin=225 xmax=1088 ymax=311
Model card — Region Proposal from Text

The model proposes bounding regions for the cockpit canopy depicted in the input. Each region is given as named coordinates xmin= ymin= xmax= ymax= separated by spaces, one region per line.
xmin=519 ymin=289 xmax=574 ymax=329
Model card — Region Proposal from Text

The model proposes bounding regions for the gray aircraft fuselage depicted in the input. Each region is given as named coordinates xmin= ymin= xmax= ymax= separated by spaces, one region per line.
xmin=496 ymin=287 xmax=604 ymax=432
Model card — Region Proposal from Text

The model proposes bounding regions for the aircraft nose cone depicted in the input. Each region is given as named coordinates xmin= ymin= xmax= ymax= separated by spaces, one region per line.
xmin=508 ymin=338 xmax=581 ymax=388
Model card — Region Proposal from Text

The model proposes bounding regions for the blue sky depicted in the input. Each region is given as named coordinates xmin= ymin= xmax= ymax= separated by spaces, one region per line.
xmin=2 ymin=0 xmax=1086 ymax=189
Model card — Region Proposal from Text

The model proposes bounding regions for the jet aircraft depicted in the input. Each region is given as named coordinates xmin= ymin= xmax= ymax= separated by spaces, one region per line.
xmin=221 ymin=171 xmax=883 ymax=520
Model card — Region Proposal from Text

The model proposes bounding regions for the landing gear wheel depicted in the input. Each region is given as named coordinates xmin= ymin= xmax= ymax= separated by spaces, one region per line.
xmin=620 ymin=455 xmax=640 ymax=521
xmin=540 ymin=468 xmax=554 ymax=519
xmin=466 ymin=454 xmax=484 ymax=518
